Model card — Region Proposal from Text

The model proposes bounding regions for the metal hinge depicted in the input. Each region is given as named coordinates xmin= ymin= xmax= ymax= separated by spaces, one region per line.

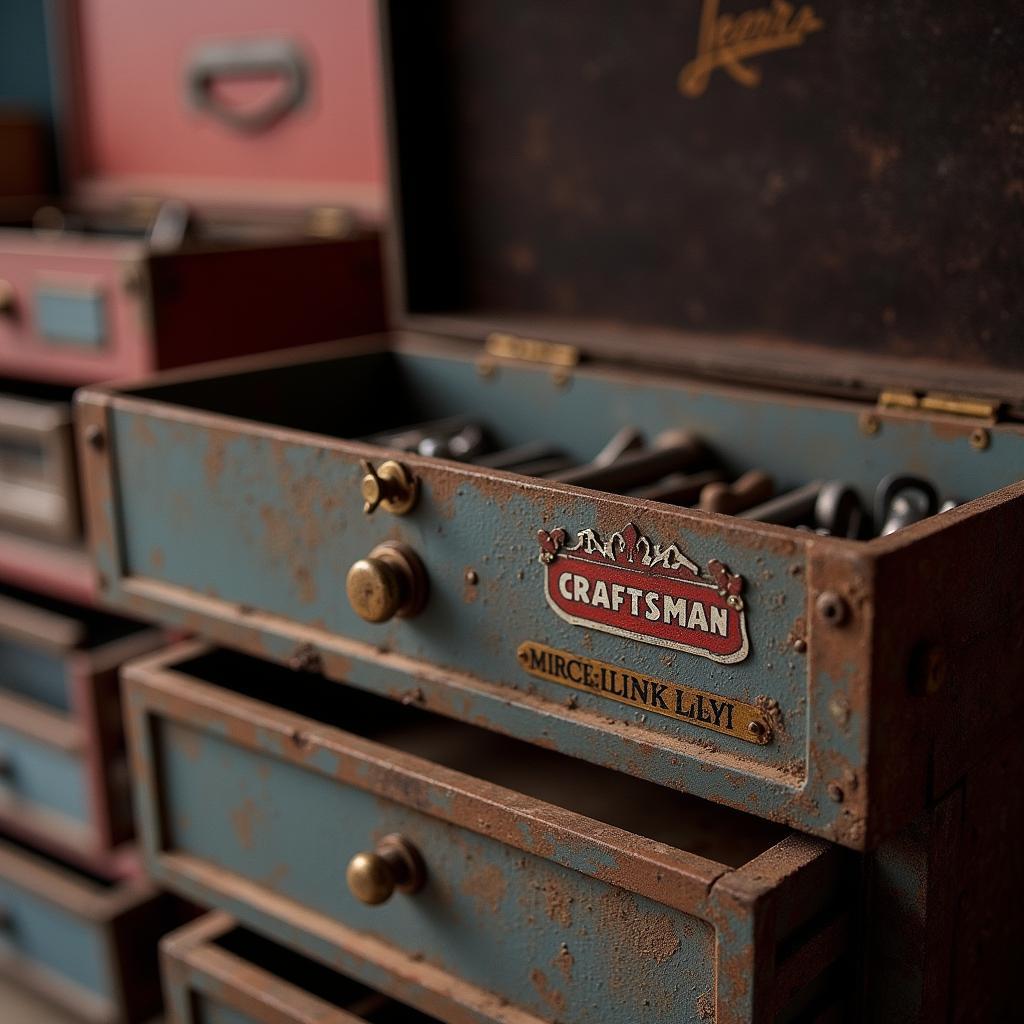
xmin=878 ymin=389 xmax=1002 ymax=422
xmin=484 ymin=332 xmax=581 ymax=368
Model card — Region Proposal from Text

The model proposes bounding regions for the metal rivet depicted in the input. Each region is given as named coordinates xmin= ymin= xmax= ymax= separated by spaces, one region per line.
xmin=84 ymin=424 xmax=105 ymax=450
xmin=747 ymin=720 xmax=769 ymax=742
xmin=969 ymin=427 xmax=990 ymax=451
xmin=816 ymin=591 xmax=849 ymax=627
xmin=465 ymin=569 xmax=479 ymax=585
xmin=859 ymin=413 xmax=881 ymax=436
xmin=827 ymin=783 xmax=845 ymax=803
xmin=792 ymin=637 xmax=807 ymax=654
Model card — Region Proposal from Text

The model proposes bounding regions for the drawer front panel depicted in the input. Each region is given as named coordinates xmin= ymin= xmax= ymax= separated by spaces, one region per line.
xmin=0 ymin=870 xmax=111 ymax=998
xmin=93 ymin=400 xmax=850 ymax=843
xmin=0 ymin=637 xmax=71 ymax=711
xmin=0 ymin=239 xmax=145 ymax=385
xmin=0 ymin=720 xmax=87 ymax=823
xmin=160 ymin=718 xmax=715 ymax=1024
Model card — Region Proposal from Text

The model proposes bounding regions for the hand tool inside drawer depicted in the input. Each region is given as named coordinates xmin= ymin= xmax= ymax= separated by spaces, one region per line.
xmin=0 ymin=378 xmax=79 ymax=542
xmin=0 ymin=580 xmax=162 ymax=864
xmin=162 ymin=912 xmax=445 ymax=1024
xmin=126 ymin=642 xmax=854 ymax=1024
xmin=80 ymin=333 xmax=1024 ymax=849
xmin=0 ymin=832 xmax=169 ymax=1024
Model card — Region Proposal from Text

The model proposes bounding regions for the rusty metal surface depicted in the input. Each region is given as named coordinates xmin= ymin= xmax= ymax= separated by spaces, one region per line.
xmin=124 ymin=640 xmax=850 ymax=1024
xmin=77 ymin=335 xmax=1024 ymax=848
xmin=0 ymin=833 xmax=168 ymax=1024
xmin=0 ymin=584 xmax=164 ymax=870
xmin=161 ymin=911 xmax=443 ymax=1024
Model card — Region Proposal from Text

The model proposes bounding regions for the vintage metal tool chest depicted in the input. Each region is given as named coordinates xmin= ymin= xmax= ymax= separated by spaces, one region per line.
xmin=125 ymin=642 xmax=853 ymax=1024
xmin=0 ymin=581 xmax=162 ymax=872
xmin=79 ymin=2 xmax=1024 ymax=853
xmin=0 ymin=831 xmax=174 ymax=1023
xmin=161 ymin=911 xmax=449 ymax=1024
xmin=0 ymin=0 xmax=385 ymax=388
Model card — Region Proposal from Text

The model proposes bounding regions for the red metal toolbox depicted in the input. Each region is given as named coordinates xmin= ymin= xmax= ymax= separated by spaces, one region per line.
xmin=77 ymin=2 xmax=1022 ymax=855
xmin=0 ymin=0 xmax=385 ymax=387
xmin=0 ymin=580 xmax=163 ymax=873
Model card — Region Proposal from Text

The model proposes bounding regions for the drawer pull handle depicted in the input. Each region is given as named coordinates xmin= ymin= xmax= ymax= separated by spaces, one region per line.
xmin=346 ymin=542 xmax=428 ymax=623
xmin=360 ymin=460 xmax=419 ymax=516
xmin=0 ymin=280 xmax=15 ymax=314
xmin=346 ymin=834 xmax=426 ymax=905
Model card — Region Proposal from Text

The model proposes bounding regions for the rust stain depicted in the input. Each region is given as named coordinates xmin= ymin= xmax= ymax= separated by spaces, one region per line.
xmin=149 ymin=547 xmax=165 ymax=570
xmin=543 ymin=882 xmax=574 ymax=927
xmin=203 ymin=433 xmax=227 ymax=489
xmin=599 ymin=888 xmax=681 ymax=968
xmin=230 ymin=797 xmax=264 ymax=850
xmin=552 ymin=942 xmax=574 ymax=983
xmin=529 ymin=968 xmax=566 ymax=1015
xmin=462 ymin=862 xmax=507 ymax=916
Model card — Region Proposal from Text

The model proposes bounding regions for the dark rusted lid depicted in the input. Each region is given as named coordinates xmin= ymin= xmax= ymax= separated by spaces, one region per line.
xmin=381 ymin=2 xmax=1024 ymax=406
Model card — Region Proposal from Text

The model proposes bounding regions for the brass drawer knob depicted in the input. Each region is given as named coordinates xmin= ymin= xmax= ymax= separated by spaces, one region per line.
xmin=346 ymin=834 xmax=425 ymax=906
xmin=0 ymin=280 xmax=16 ymax=314
xmin=360 ymin=459 xmax=418 ymax=516
xmin=346 ymin=542 xmax=428 ymax=623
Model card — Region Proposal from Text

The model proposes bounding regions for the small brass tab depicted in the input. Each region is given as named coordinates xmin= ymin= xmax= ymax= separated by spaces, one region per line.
xmin=485 ymin=332 xmax=580 ymax=369
xmin=877 ymin=389 xmax=1000 ymax=422
xmin=360 ymin=459 xmax=418 ymax=516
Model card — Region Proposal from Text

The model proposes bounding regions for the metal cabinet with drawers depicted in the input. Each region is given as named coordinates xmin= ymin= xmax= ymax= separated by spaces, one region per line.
xmin=0 ymin=582 xmax=162 ymax=873
xmin=68 ymin=1 xmax=1024 ymax=1020
xmin=0 ymin=833 xmax=173 ymax=1024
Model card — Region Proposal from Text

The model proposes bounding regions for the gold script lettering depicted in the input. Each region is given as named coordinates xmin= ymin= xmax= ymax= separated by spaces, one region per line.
xmin=679 ymin=0 xmax=824 ymax=98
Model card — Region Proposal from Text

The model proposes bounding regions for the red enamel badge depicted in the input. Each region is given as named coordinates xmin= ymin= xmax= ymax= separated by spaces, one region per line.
xmin=537 ymin=523 xmax=750 ymax=664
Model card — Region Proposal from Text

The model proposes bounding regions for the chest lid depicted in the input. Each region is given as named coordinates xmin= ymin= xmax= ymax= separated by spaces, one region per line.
xmin=382 ymin=1 xmax=1024 ymax=408
xmin=56 ymin=0 xmax=384 ymax=218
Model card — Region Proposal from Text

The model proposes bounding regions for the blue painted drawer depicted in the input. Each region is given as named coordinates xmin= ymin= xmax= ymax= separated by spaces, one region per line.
xmin=0 ymin=384 xmax=78 ymax=542
xmin=126 ymin=642 xmax=853 ymax=1024
xmin=79 ymin=336 xmax=1024 ymax=850
xmin=0 ymin=833 xmax=168 ymax=1024
xmin=161 ymin=912 xmax=446 ymax=1024
xmin=0 ymin=581 xmax=163 ymax=868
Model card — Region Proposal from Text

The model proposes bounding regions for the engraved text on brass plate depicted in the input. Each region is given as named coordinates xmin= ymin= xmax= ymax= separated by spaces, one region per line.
xmin=679 ymin=0 xmax=824 ymax=98
xmin=517 ymin=642 xmax=772 ymax=744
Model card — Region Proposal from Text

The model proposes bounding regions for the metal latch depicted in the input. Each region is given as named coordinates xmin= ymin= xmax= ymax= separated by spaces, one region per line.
xmin=877 ymin=390 xmax=1002 ymax=422
xmin=482 ymin=332 xmax=581 ymax=386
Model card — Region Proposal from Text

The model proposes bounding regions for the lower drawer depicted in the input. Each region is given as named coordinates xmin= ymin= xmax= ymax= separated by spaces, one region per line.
xmin=162 ymin=911 xmax=445 ymax=1024
xmin=0 ymin=833 xmax=171 ymax=1024
xmin=0 ymin=383 xmax=79 ymax=543
xmin=126 ymin=642 xmax=854 ymax=1024
xmin=0 ymin=582 xmax=162 ymax=867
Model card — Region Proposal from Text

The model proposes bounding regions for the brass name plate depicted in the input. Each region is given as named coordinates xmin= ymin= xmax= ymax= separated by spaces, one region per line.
xmin=517 ymin=642 xmax=771 ymax=745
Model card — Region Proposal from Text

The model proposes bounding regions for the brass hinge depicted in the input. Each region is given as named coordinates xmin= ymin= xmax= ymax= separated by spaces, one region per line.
xmin=878 ymin=389 xmax=1002 ymax=422
xmin=484 ymin=332 xmax=581 ymax=369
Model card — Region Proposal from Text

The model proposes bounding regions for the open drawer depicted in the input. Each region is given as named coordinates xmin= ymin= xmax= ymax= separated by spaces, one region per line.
xmin=162 ymin=912 xmax=448 ymax=1024
xmin=125 ymin=641 xmax=854 ymax=1024
xmin=79 ymin=334 xmax=1024 ymax=848
xmin=0 ymin=581 xmax=163 ymax=869
xmin=0 ymin=380 xmax=79 ymax=543
xmin=0 ymin=832 xmax=172 ymax=1024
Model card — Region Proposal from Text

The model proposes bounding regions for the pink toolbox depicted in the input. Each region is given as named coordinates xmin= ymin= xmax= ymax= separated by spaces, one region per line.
xmin=0 ymin=0 xmax=386 ymax=387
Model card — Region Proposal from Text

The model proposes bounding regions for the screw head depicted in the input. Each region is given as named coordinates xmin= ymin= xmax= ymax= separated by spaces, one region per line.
xmin=969 ymin=427 xmax=990 ymax=451
xmin=84 ymin=424 xmax=105 ymax=451
xmin=859 ymin=413 xmax=881 ymax=436
xmin=816 ymin=591 xmax=849 ymax=627
xmin=792 ymin=637 xmax=808 ymax=654
xmin=464 ymin=569 xmax=479 ymax=585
